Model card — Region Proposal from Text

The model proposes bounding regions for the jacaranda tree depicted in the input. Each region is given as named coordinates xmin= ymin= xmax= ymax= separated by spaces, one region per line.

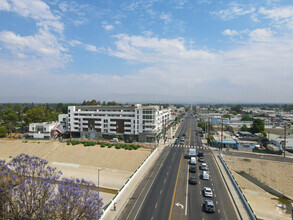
xmin=0 ymin=154 xmax=103 ymax=219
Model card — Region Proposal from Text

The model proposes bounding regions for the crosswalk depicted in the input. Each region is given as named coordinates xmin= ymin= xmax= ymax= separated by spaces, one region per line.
xmin=166 ymin=144 xmax=207 ymax=149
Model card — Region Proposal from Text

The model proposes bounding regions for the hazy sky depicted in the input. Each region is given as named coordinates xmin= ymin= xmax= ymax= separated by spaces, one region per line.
xmin=0 ymin=0 xmax=293 ymax=103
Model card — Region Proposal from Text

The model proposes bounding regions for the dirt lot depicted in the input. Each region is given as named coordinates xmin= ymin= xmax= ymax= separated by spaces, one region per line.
xmin=0 ymin=139 xmax=153 ymax=206
xmin=223 ymin=155 xmax=293 ymax=220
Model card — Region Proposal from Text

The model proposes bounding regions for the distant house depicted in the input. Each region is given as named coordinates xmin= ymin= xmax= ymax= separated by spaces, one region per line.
xmin=211 ymin=132 xmax=256 ymax=151
xmin=236 ymin=140 xmax=256 ymax=151
xmin=28 ymin=122 xmax=63 ymax=139
xmin=211 ymin=132 xmax=237 ymax=149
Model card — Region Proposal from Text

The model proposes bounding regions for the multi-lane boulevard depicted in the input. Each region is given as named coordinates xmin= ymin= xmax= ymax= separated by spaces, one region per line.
xmin=118 ymin=111 xmax=238 ymax=220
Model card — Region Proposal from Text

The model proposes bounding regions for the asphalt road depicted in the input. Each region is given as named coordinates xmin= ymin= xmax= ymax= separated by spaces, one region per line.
xmin=118 ymin=110 xmax=239 ymax=220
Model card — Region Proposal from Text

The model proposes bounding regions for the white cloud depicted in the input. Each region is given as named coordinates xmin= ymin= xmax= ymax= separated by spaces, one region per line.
xmin=69 ymin=40 xmax=82 ymax=47
xmin=84 ymin=44 xmax=100 ymax=52
xmin=0 ymin=0 xmax=10 ymax=10
xmin=222 ymin=29 xmax=239 ymax=36
xmin=109 ymin=34 xmax=216 ymax=63
xmin=104 ymin=24 xmax=114 ymax=31
xmin=160 ymin=12 xmax=172 ymax=24
xmin=259 ymin=6 xmax=293 ymax=28
xmin=212 ymin=3 xmax=255 ymax=20
xmin=249 ymin=28 xmax=273 ymax=42
xmin=0 ymin=0 xmax=63 ymax=33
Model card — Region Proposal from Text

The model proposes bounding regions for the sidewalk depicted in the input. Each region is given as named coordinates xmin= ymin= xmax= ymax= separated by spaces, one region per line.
xmin=209 ymin=146 xmax=251 ymax=220
xmin=102 ymin=144 xmax=165 ymax=220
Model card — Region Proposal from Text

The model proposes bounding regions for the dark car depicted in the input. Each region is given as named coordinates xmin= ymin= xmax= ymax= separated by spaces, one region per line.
xmin=189 ymin=176 xmax=197 ymax=185
xmin=189 ymin=165 xmax=196 ymax=173
xmin=203 ymin=200 xmax=215 ymax=213
xmin=198 ymin=151 xmax=204 ymax=157
xmin=199 ymin=157 xmax=205 ymax=162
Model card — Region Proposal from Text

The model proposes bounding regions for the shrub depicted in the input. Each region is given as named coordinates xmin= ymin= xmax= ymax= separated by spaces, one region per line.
xmin=124 ymin=146 xmax=129 ymax=150
xmin=100 ymin=143 xmax=106 ymax=148
xmin=67 ymin=141 xmax=70 ymax=145
xmin=115 ymin=145 xmax=121 ymax=149
xmin=128 ymin=147 xmax=132 ymax=150
xmin=108 ymin=145 xmax=112 ymax=148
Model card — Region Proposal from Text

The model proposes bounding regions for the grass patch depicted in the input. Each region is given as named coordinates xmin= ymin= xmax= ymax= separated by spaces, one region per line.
xmin=242 ymin=158 xmax=252 ymax=162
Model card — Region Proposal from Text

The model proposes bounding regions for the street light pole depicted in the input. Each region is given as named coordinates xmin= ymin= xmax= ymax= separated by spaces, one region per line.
xmin=98 ymin=168 xmax=106 ymax=198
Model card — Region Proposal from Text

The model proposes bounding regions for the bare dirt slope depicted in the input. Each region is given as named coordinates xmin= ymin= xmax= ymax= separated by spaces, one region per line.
xmin=0 ymin=140 xmax=152 ymax=172
xmin=224 ymin=155 xmax=293 ymax=220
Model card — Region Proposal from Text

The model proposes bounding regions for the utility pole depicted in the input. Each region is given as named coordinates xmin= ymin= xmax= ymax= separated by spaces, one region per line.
xmin=207 ymin=117 xmax=210 ymax=147
xmin=284 ymin=123 xmax=287 ymax=157
xmin=220 ymin=117 xmax=224 ymax=150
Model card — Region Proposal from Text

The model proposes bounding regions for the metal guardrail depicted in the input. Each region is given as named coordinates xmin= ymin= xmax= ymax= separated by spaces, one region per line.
xmin=218 ymin=155 xmax=257 ymax=220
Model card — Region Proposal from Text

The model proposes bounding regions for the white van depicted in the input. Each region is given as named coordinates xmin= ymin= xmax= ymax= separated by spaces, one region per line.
xmin=190 ymin=157 xmax=196 ymax=165
xmin=202 ymin=171 xmax=210 ymax=180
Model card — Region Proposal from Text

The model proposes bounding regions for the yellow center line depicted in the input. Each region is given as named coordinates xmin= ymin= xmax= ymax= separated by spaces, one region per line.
xmin=168 ymin=152 xmax=183 ymax=220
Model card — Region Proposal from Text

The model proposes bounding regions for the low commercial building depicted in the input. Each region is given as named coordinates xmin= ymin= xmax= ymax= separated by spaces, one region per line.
xmin=66 ymin=104 xmax=171 ymax=142
xmin=28 ymin=122 xmax=63 ymax=139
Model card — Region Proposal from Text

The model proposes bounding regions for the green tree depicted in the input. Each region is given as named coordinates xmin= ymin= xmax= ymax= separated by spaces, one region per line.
xmin=240 ymin=124 xmax=249 ymax=132
xmin=24 ymin=106 xmax=58 ymax=125
xmin=0 ymin=126 xmax=8 ymax=137
xmin=223 ymin=114 xmax=231 ymax=119
xmin=230 ymin=105 xmax=243 ymax=113
xmin=250 ymin=118 xmax=265 ymax=134
xmin=241 ymin=114 xmax=253 ymax=121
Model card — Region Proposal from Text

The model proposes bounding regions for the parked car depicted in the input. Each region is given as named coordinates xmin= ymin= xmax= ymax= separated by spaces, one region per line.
xmin=189 ymin=165 xmax=196 ymax=173
xmin=199 ymin=157 xmax=205 ymax=162
xmin=203 ymin=200 xmax=215 ymax=213
xmin=203 ymin=187 xmax=213 ymax=197
xmin=189 ymin=176 xmax=197 ymax=185
xmin=111 ymin=138 xmax=119 ymax=142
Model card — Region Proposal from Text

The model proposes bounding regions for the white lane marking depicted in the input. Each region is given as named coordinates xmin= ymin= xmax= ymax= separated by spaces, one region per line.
xmin=198 ymin=180 xmax=201 ymax=185
xmin=185 ymin=164 xmax=189 ymax=215
xmin=167 ymin=172 xmax=169 ymax=175
xmin=131 ymin=151 xmax=168 ymax=220
xmin=216 ymin=201 xmax=218 ymax=205
xmin=214 ymin=194 xmax=217 ymax=198
xmin=172 ymin=154 xmax=175 ymax=161
xmin=169 ymin=165 xmax=171 ymax=169
xmin=218 ymin=209 xmax=221 ymax=213
xmin=151 ymin=216 xmax=154 ymax=220
xmin=155 ymin=202 xmax=158 ymax=209
xmin=160 ymin=190 xmax=162 ymax=194
xmin=200 ymin=191 xmax=202 ymax=195
xmin=211 ymin=182 xmax=214 ymax=186
xmin=164 ymin=178 xmax=166 ymax=184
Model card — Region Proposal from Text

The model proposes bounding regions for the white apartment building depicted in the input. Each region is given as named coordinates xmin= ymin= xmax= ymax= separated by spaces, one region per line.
xmin=66 ymin=104 xmax=171 ymax=142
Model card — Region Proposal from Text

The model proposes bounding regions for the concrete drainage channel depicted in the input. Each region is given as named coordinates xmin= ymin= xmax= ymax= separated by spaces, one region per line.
xmin=100 ymin=147 xmax=158 ymax=219
xmin=218 ymin=155 xmax=257 ymax=220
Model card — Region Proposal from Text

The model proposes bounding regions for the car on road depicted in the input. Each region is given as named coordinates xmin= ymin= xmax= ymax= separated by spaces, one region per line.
xmin=200 ymin=163 xmax=208 ymax=170
xmin=202 ymin=171 xmax=210 ymax=180
xmin=198 ymin=151 xmax=204 ymax=157
xmin=203 ymin=200 xmax=215 ymax=213
xmin=189 ymin=176 xmax=197 ymax=185
xmin=199 ymin=157 xmax=205 ymax=162
xmin=190 ymin=157 xmax=196 ymax=165
xmin=189 ymin=165 xmax=196 ymax=173
xmin=203 ymin=187 xmax=213 ymax=197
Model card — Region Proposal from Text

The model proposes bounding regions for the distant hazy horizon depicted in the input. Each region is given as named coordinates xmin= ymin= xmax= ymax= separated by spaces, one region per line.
xmin=1 ymin=0 xmax=293 ymax=103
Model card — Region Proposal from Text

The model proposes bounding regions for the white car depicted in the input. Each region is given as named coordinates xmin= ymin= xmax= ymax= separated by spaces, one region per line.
xmin=201 ymin=163 xmax=208 ymax=170
xmin=203 ymin=187 xmax=213 ymax=197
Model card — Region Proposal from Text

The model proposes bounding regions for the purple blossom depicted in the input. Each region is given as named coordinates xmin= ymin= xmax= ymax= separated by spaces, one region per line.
xmin=0 ymin=154 xmax=103 ymax=219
